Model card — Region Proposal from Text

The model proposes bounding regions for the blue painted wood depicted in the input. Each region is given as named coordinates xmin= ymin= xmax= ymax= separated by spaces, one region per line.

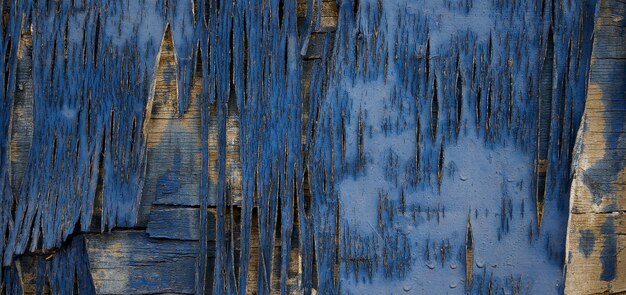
xmin=16 ymin=236 xmax=95 ymax=294
xmin=319 ymin=0 xmax=597 ymax=293
xmin=3 ymin=264 xmax=23 ymax=295
xmin=0 ymin=0 xmax=612 ymax=294
xmin=147 ymin=207 xmax=203 ymax=240
xmin=0 ymin=1 xmax=29 ymax=283
xmin=3 ymin=0 xmax=166 ymax=266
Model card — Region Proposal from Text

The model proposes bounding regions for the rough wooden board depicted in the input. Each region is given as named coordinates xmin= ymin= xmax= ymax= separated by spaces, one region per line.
xmin=565 ymin=0 xmax=626 ymax=293
xmin=17 ymin=255 xmax=47 ymax=295
xmin=234 ymin=209 xmax=302 ymax=295
xmin=15 ymin=236 xmax=95 ymax=295
xmin=297 ymin=0 xmax=338 ymax=32
xmin=85 ymin=231 xmax=200 ymax=295
xmin=304 ymin=32 xmax=334 ymax=60
xmin=297 ymin=0 xmax=338 ymax=17
xmin=319 ymin=0 xmax=339 ymax=31
xmin=593 ymin=3 xmax=626 ymax=59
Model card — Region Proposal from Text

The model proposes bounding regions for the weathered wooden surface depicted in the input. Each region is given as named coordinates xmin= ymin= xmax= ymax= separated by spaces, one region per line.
xmin=85 ymin=231 xmax=200 ymax=294
xmin=0 ymin=0 xmax=622 ymax=294
xmin=564 ymin=0 xmax=626 ymax=293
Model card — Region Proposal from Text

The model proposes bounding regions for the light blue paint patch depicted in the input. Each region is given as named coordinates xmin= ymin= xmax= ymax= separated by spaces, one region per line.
xmin=333 ymin=0 xmax=595 ymax=294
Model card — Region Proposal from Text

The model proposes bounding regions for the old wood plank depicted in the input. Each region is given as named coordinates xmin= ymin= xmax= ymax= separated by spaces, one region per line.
xmin=297 ymin=0 xmax=338 ymax=32
xmin=565 ymin=0 xmax=626 ymax=293
xmin=0 ymin=0 xmax=611 ymax=294
xmin=303 ymin=32 xmax=335 ymax=60
xmin=16 ymin=236 xmax=95 ymax=295
xmin=85 ymin=231 xmax=201 ymax=294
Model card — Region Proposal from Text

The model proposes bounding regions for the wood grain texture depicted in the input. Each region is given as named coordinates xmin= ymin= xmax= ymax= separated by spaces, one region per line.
xmin=0 ymin=0 xmax=28 ymax=280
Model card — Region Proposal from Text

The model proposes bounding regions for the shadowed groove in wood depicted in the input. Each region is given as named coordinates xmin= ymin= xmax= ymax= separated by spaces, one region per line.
xmin=10 ymin=30 xmax=34 ymax=198
xmin=465 ymin=213 xmax=473 ymax=291
xmin=535 ymin=29 xmax=554 ymax=231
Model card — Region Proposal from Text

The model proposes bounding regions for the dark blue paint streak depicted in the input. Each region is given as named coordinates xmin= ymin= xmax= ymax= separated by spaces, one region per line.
xmin=578 ymin=228 xmax=595 ymax=257
xmin=600 ymin=217 xmax=616 ymax=281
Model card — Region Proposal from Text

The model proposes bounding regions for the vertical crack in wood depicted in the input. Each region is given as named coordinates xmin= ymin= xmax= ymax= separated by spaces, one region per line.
xmin=437 ymin=141 xmax=444 ymax=192
xmin=431 ymin=74 xmax=439 ymax=141
xmin=535 ymin=29 xmax=554 ymax=231
xmin=357 ymin=108 xmax=364 ymax=173
xmin=465 ymin=211 xmax=473 ymax=291
xmin=10 ymin=30 xmax=33 ymax=199
xmin=455 ymin=52 xmax=463 ymax=136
